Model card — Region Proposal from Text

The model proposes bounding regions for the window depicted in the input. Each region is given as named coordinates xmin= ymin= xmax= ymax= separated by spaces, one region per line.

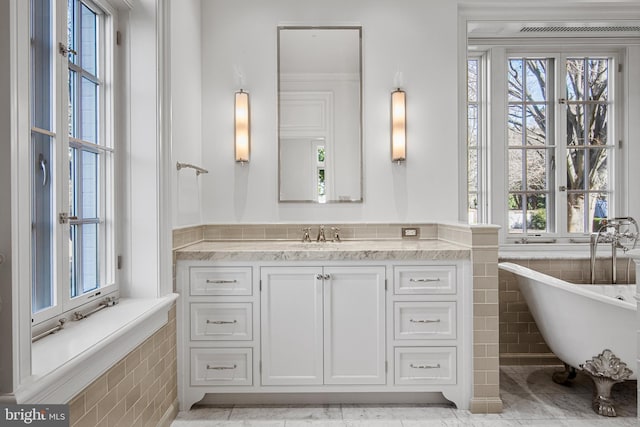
xmin=30 ymin=0 xmax=116 ymax=324
xmin=506 ymin=55 xmax=615 ymax=238
xmin=466 ymin=48 xmax=620 ymax=242
xmin=507 ymin=57 xmax=555 ymax=234
xmin=467 ymin=57 xmax=483 ymax=224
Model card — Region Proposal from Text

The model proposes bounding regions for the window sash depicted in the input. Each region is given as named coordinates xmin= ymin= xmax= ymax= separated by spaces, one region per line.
xmin=30 ymin=0 xmax=116 ymax=324
xmin=503 ymin=53 xmax=617 ymax=240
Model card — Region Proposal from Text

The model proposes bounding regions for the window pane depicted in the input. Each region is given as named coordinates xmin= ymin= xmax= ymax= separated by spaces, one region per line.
xmin=508 ymin=194 xmax=524 ymax=233
xmin=508 ymin=149 xmax=523 ymax=192
xmin=67 ymin=0 xmax=77 ymax=64
xmin=508 ymin=59 xmax=523 ymax=102
xmin=588 ymin=148 xmax=608 ymax=191
xmin=526 ymin=59 xmax=547 ymax=102
xmin=508 ymin=105 xmax=523 ymax=146
xmin=468 ymin=105 xmax=478 ymax=146
xmin=69 ymin=147 xmax=78 ymax=215
xmin=70 ymin=223 xmax=100 ymax=298
xmin=587 ymin=104 xmax=608 ymax=146
xmin=468 ymin=194 xmax=479 ymax=224
xmin=468 ymin=149 xmax=478 ymax=192
xmin=525 ymin=104 xmax=546 ymax=146
xmin=567 ymin=104 xmax=585 ymax=146
xmin=31 ymin=0 xmax=53 ymax=131
xmin=468 ymin=59 xmax=478 ymax=102
xmin=81 ymin=3 xmax=97 ymax=75
xmin=592 ymin=195 xmax=608 ymax=232
xmin=567 ymin=192 xmax=586 ymax=233
xmin=68 ymin=69 xmax=77 ymax=137
xmin=526 ymin=150 xmax=548 ymax=191
xmin=81 ymin=77 xmax=98 ymax=143
xmin=82 ymin=150 xmax=99 ymax=218
xmin=567 ymin=148 xmax=585 ymax=190
xmin=588 ymin=59 xmax=608 ymax=101
xmin=566 ymin=59 xmax=585 ymax=101
xmin=81 ymin=223 xmax=99 ymax=294
xmin=526 ymin=194 xmax=547 ymax=232
xmin=31 ymin=132 xmax=54 ymax=313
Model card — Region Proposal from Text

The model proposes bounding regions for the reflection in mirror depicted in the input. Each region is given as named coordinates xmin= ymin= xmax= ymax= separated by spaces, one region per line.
xmin=278 ymin=27 xmax=362 ymax=203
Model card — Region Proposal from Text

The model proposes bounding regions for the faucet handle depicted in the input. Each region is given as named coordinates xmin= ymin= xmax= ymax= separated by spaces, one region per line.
xmin=330 ymin=227 xmax=341 ymax=242
xmin=302 ymin=227 xmax=312 ymax=242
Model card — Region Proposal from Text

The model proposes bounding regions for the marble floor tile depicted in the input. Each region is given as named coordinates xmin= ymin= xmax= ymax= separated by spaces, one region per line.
xmin=340 ymin=404 xmax=458 ymax=421
xmin=283 ymin=421 xmax=345 ymax=427
xmin=172 ymin=422 xmax=285 ymax=427
xmin=171 ymin=366 xmax=637 ymax=426
xmin=229 ymin=405 xmax=342 ymax=421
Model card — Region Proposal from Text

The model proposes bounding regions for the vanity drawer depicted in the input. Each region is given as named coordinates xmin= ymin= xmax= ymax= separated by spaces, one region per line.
xmin=394 ymin=302 xmax=456 ymax=340
xmin=191 ymin=303 xmax=253 ymax=341
xmin=394 ymin=347 xmax=456 ymax=385
xmin=190 ymin=267 xmax=252 ymax=296
xmin=191 ymin=348 xmax=253 ymax=386
xmin=394 ymin=266 xmax=456 ymax=295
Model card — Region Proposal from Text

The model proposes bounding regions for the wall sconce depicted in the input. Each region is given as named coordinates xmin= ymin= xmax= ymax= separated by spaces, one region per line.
xmin=391 ymin=88 xmax=406 ymax=163
xmin=235 ymin=89 xmax=250 ymax=163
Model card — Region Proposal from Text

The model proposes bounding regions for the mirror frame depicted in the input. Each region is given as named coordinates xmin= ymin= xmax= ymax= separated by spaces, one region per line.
xmin=277 ymin=26 xmax=364 ymax=203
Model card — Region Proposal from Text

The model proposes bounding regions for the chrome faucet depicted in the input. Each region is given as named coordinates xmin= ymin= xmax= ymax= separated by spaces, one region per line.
xmin=317 ymin=225 xmax=326 ymax=242
xmin=331 ymin=227 xmax=341 ymax=242
xmin=302 ymin=227 xmax=312 ymax=243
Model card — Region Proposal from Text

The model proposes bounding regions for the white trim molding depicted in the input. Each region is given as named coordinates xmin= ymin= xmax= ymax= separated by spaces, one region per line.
xmin=15 ymin=294 xmax=178 ymax=404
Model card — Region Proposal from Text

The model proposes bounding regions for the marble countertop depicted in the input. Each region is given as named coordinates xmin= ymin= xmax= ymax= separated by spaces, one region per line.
xmin=175 ymin=239 xmax=471 ymax=262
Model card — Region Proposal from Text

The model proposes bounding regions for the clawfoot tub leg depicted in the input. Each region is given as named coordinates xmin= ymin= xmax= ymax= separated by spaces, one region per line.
xmin=552 ymin=363 xmax=577 ymax=384
xmin=580 ymin=349 xmax=633 ymax=417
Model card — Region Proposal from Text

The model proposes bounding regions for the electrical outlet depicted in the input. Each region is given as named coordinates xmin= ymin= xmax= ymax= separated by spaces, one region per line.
xmin=401 ymin=227 xmax=419 ymax=239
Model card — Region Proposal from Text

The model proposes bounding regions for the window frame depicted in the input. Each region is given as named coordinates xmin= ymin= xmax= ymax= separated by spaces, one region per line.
xmin=467 ymin=44 xmax=627 ymax=245
xmin=30 ymin=0 xmax=117 ymax=326
xmin=467 ymin=54 xmax=488 ymax=224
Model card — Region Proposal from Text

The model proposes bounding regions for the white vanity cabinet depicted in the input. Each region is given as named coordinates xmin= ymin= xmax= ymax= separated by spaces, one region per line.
xmin=177 ymin=254 xmax=471 ymax=411
xmin=260 ymin=266 xmax=386 ymax=386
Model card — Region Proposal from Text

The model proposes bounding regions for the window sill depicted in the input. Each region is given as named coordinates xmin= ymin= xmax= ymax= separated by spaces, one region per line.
xmin=15 ymin=293 xmax=179 ymax=404
xmin=499 ymin=243 xmax=633 ymax=259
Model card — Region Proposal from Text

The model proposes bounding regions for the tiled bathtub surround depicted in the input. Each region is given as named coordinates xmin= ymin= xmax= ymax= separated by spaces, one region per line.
xmin=69 ymin=306 xmax=178 ymax=427
xmin=498 ymin=257 xmax=636 ymax=366
xmin=172 ymin=223 xmax=501 ymax=414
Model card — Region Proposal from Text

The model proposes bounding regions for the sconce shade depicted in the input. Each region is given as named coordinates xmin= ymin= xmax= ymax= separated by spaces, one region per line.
xmin=235 ymin=90 xmax=250 ymax=163
xmin=391 ymin=89 xmax=406 ymax=162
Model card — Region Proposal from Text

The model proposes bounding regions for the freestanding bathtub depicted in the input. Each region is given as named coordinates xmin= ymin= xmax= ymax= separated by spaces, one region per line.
xmin=499 ymin=262 xmax=637 ymax=416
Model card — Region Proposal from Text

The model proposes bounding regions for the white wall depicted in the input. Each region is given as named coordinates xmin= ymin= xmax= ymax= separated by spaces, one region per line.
xmin=0 ymin=0 xmax=13 ymax=393
xmin=171 ymin=0 xmax=203 ymax=228
xmin=198 ymin=0 xmax=460 ymax=223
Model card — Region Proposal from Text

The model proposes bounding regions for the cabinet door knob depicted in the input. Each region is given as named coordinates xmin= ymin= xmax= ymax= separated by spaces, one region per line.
xmin=323 ymin=274 xmax=331 ymax=280
xmin=316 ymin=274 xmax=324 ymax=280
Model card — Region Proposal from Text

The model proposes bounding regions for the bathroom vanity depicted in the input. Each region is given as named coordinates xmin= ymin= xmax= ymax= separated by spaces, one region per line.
xmin=175 ymin=239 xmax=474 ymax=410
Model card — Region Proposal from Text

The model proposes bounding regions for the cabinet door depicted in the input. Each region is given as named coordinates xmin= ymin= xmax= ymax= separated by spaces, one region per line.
xmin=260 ymin=267 xmax=324 ymax=385
xmin=323 ymin=266 xmax=386 ymax=385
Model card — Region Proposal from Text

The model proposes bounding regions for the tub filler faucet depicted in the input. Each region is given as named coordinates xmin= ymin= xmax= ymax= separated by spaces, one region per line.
xmin=589 ymin=217 xmax=639 ymax=284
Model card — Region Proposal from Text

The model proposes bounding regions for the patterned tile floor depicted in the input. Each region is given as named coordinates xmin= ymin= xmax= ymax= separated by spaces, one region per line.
xmin=171 ymin=366 xmax=638 ymax=426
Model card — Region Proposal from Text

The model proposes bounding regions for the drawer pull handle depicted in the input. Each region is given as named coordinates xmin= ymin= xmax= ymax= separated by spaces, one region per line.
xmin=206 ymin=364 xmax=237 ymax=370
xmin=410 ymin=318 xmax=441 ymax=324
xmin=206 ymin=319 xmax=238 ymax=325
xmin=206 ymin=279 xmax=238 ymax=284
xmin=409 ymin=278 xmax=441 ymax=283
xmin=410 ymin=363 xmax=440 ymax=369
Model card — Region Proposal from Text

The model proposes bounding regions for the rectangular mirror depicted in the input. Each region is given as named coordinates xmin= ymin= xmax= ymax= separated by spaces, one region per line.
xmin=278 ymin=26 xmax=363 ymax=203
